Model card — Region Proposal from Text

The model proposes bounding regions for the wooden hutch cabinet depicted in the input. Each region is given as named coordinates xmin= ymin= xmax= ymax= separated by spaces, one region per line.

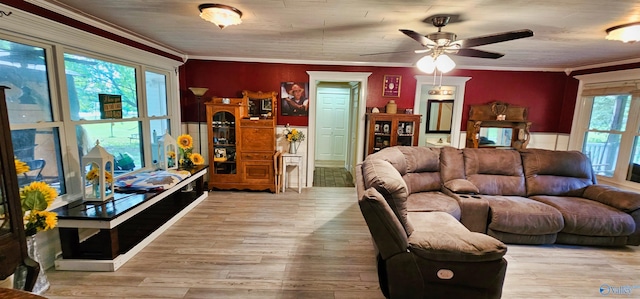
xmin=205 ymin=90 xmax=278 ymax=192
xmin=365 ymin=113 xmax=421 ymax=156
xmin=465 ymin=101 xmax=531 ymax=149
xmin=0 ymin=86 xmax=39 ymax=291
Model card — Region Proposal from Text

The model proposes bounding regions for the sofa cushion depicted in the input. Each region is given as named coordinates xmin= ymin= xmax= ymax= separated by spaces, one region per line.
xmin=444 ymin=179 xmax=479 ymax=194
xmin=530 ymin=195 xmax=636 ymax=237
xmin=582 ymin=184 xmax=640 ymax=213
xmin=407 ymin=191 xmax=461 ymax=220
xmin=366 ymin=147 xmax=408 ymax=175
xmin=463 ymin=149 xmax=526 ymax=196
xmin=403 ymin=172 xmax=441 ymax=194
xmin=398 ymin=146 xmax=442 ymax=193
xmin=440 ymin=146 xmax=466 ymax=182
xmin=408 ymin=212 xmax=507 ymax=263
xmin=520 ymin=149 xmax=595 ymax=196
xmin=397 ymin=146 xmax=440 ymax=173
xmin=483 ymin=195 xmax=564 ymax=235
xmin=362 ymin=158 xmax=413 ymax=235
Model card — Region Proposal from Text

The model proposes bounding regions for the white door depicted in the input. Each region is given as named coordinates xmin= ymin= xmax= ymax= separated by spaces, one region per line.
xmin=316 ymin=87 xmax=350 ymax=162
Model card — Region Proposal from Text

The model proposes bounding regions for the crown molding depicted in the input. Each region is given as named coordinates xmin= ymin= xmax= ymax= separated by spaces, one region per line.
xmin=0 ymin=2 xmax=183 ymax=68
xmin=24 ymin=0 xmax=186 ymax=62
xmin=566 ymin=57 xmax=640 ymax=74
xmin=187 ymin=55 xmax=569 ymax=73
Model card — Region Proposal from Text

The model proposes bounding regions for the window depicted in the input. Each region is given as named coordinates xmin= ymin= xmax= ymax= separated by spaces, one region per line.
xmin=1 ymin=28 xmax=179 ymax=205
xmin=0 ymin=39 xmax=66 ymax=195
xmin=573 ymin=73 xmax=640 ymax=188
xmin=582 ymin=95 xmax=630 ymax=177
xmin=64 ymin=53 xmax=145 ymax=172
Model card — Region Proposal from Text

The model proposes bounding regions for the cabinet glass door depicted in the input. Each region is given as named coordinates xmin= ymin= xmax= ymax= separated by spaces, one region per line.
xmin=373 ymin=120 xmax=392 ymax=153
xmin=0 ymin=171 xmax=9 ymax=234
xmin=396 ymin=120 xmax=416 ymax=146
xmin=212 ymin=111 xmax=236 ymax=174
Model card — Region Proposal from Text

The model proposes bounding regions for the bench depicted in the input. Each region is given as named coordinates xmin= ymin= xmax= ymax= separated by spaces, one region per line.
xmin=53 ymin=165 xmax=208 ymax=271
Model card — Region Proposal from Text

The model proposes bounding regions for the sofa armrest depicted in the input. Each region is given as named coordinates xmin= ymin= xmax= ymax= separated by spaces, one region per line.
xmin=442 ymin=187 xmax=489 ymax=233
xmin=358 ymin=188 xmax=409 ymax=260
xmin=582 ymin=184 xmax=640 ymax=213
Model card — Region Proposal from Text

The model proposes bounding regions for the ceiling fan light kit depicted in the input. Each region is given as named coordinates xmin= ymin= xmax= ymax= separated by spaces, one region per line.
xmin=198 ymin=3 xmax=243 ymax=29
xmin=416 ymin=54 xmax=456 ymax=74
xmin=606 ymin=22 xmax=640 ymax=43
xmin=393 ymin=14 xmax=534 ymax=73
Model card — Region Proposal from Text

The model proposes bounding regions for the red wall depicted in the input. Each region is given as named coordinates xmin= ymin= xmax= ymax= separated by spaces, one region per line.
xmin=181 ymin=60 xmax=576 ymax=133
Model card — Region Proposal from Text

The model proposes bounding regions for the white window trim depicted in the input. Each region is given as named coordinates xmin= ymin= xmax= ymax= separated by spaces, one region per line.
xmin=571 ymin=69 xmax=640 ymax=191
xmin=0 ymin=4 xmax=184 ymax=206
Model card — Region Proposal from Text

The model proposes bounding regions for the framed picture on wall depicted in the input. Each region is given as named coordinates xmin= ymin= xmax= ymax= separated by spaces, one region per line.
xmin=278 ymin=82 xmax=309 ymax=126
xmin=383 ymin=75 xmax=401 ymax=97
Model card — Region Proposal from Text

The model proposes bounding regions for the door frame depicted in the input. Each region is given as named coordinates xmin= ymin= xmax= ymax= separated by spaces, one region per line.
xmin=306 ymin=71 xmax=372 ymax=187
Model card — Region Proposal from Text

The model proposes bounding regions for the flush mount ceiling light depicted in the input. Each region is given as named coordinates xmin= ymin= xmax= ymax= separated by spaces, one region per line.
xmin=606 ymin=22 xmax=640 ymax=43
xmin=198 ymin=3 xmax=242 ymax=29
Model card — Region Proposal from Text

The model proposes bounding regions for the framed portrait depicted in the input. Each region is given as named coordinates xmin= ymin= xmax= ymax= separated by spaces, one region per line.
xmin=278 ymin=81 xmax=309 ymax=126
xmin=213 ymin=147 xmax=227 ymax=162
xmin=383 ymin=75 xmax=401 ymax=97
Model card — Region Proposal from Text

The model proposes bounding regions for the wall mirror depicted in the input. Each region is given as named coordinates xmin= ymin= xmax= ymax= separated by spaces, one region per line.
xmin=478 ymin=127 xmax=513 ymax=147
xmin=426 ymin=100 xmax=454 ymax=133
xmin=242 ymin=90 xmax=277 ymax=119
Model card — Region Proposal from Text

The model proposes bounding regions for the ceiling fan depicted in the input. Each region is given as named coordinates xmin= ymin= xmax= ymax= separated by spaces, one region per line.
xmin=398 ymin=15 xmax=534 ymax=60
xmin=362 ymin=15 xmax=533 ymax=73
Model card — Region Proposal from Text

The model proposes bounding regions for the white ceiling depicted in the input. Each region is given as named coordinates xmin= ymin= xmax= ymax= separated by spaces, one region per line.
xmin=39 ymin=0 xmax=640 ymax=71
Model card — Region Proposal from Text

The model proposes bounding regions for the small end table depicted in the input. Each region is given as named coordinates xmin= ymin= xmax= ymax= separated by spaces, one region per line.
xmin=282 ymin=153 xmax=303 ymax=193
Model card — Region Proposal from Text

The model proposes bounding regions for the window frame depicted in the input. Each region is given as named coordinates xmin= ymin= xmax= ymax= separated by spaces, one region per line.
xmin=0 ymin=18 xmax=182 ymax=208
xmin=571 ymin=69 xmax=640 ymax=191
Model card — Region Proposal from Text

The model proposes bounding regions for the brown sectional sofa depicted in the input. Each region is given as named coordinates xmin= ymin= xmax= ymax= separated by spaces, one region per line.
xmin=356 ymin=146 xmax=640 ymax=299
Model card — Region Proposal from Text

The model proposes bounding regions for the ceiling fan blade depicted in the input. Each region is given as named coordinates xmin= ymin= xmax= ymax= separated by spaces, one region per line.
xmin=360 ymin=50 xmax=415 ymax=56
xmin=460 ymin=29 xmax=533 ymax=48
xmin=399 ymin=29 xmax=436 ymax=46
xmin=453 ymin=48 xmax=504 ymax=59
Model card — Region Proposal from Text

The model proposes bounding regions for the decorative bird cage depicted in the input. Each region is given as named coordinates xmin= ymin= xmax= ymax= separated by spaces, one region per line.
xmin=82 ymin=140 xmax=115 ymax=202
xmin=159 ymin=130 xmax=178 ymax=170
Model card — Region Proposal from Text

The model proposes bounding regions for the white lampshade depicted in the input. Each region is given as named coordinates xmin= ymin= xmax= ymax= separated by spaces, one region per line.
xmin=198 ymin=4 xmax=242 ymax=29
xmin=189 ymin=87 xmax=209 ymax=96
xmin=606 ymin=22 xmax=640 ymax=43
xmin=416 ymin=55 xmax=436 ymax=74
xmin=435 ymin=54 xmax=456 ymax=73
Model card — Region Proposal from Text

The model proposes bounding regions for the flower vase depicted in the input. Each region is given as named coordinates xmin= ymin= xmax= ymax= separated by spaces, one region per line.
xmin=289 ymin=142 xmax=297 ymax=154
xmin=93 ymin=182 xmax=100 ymax=198
xmin=13 ymin=235 xmax=50 ymax=294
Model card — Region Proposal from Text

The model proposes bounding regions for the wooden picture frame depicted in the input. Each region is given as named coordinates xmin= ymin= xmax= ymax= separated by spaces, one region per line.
xmin=383 ymin=75 xmax=401 ymax=97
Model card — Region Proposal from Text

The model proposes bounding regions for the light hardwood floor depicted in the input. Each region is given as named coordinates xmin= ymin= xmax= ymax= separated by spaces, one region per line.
xmin=44 ymin=187 xmax=640 ymax=299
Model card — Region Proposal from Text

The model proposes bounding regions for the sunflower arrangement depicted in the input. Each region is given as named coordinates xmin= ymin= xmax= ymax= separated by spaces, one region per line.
xmin=284 ymin=124 xmax=305 ymax=142
xmin=15 ymin=158 xmax=58 ymax=236
xmin=167 ymin=150 xmax=177 ymax=168
xmin=177 ymin=134 xmax=205 ymax=168
xmin=85 ymin=167 xmax=114 ymax=184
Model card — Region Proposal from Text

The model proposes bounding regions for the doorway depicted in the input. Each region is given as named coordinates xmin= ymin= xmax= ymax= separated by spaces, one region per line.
xmin=313 ymin=83 xmax=356 ymax=187
xmin=315 ymin=83 xmax=351 ymax=167
xmin=306 ymin=71 xmax=372 ymax=187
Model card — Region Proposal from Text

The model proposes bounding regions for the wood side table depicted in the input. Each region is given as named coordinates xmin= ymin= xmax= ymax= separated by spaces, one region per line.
xmin=282 ymin=153 xmax=303 ymax=193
